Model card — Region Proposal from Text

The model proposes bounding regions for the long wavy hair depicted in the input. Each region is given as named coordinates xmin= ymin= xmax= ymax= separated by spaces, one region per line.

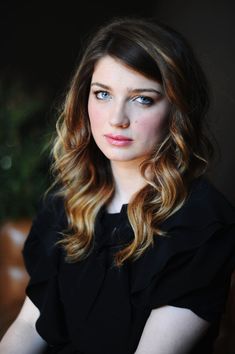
xmin=50 ymin=16 xmax=214 ymax=267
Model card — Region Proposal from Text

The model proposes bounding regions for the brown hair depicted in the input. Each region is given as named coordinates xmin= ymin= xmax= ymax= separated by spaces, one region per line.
xmin=51 ymin=16 xmax=214 ymax=267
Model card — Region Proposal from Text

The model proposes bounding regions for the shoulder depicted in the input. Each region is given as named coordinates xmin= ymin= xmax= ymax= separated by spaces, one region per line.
xmin=130 ymin=176 xmax=235 ymax=317
xmin=136 ymin=175 xmax=235 ymax=274
xmin=36 ymin=192 xmax=67 ymax=230
xmin=187 ymin=175 xmax=234 ymax=213
xmin=161 ymin=176 xmax=235 ymax=234
xmin=22 ymin=193 xmax=67 ymax=305
xmin=23 ymin=192 xmax=67 ymax=262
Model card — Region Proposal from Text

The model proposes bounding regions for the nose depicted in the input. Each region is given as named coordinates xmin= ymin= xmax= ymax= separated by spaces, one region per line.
xmin=109 ymin=101 xmax=130 ymax=128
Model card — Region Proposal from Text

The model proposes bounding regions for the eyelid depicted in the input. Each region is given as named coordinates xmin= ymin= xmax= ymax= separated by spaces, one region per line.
xmin=93 ymin=89 xmax=106 ymax=93
xmin=93 ymin=89 xmax=109 ymax=94
xmin=93 ymin=89 xmax=111 ymax=100
xmin=133 ymin=91 xmax=162 ymax=99
xmin=132 ymin=89 xmax=163 ymax=96
xmin=133 ymin=95 xmax=154 ymax=105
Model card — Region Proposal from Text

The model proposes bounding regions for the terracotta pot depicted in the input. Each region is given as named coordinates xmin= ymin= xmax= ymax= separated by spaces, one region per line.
xmin=0 ymin=219 xmax=31 ymax=339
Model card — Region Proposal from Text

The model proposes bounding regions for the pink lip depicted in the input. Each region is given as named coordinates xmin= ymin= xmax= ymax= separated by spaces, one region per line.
xmin=104 ymin=134 xmax=133 ymax=146
xmin=105 ymin=134 xmax=132 ymax=141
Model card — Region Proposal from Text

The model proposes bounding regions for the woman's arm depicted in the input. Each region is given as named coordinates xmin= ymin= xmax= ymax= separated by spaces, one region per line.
xmin=134 ymin=305 xmax=210 ymax=354
xmin=0 ymin=296 xmax=47 ymax=354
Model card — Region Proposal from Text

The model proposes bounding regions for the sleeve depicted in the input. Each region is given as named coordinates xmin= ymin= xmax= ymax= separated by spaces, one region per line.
xmin=22 ymin=193 xmax=67 ymax=309
xmin=130 ymin=177 xmax=235 ymax=323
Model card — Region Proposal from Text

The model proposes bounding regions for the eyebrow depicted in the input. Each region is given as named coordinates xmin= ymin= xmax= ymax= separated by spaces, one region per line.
xmin=90 ymin=82 xmax=162 ymax=95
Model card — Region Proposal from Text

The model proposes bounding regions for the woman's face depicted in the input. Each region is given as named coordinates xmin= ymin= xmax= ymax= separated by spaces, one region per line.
xmin=88 ymin=55 xmax=171 ymax=165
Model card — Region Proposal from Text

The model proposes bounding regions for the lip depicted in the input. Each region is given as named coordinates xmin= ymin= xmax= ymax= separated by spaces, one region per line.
xmin=104 ymin=134 xmax=133 ymax=146
xmin=105 ymin=134 xmax=132 ymax=141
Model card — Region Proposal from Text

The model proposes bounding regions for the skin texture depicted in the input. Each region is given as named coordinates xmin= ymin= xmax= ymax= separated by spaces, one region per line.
xmin=88 ymin=55 xmax=171 ymax=166
xmin=0 ymin=296 xmax=46 ymax=354
xmin=135 ymin=305 xmax=209 ymax=354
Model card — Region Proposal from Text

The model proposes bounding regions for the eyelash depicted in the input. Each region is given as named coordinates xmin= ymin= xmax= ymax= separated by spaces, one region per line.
xmin=93 ymin=90 xmax=155 ymax=106
xmin=134 ymin=96 xmax=154 ymax=106
xmin=94 ymin=90 xmax=110 ymax=100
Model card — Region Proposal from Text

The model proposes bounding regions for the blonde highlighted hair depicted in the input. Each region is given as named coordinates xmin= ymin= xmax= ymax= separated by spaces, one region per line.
xmin=50 ymin=16 xmax=214 ymax=267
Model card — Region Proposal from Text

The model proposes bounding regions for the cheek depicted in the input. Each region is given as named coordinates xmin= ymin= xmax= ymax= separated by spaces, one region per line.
xmin=136 ymin=113 xmax=168 ymax=141
xmin=88 ymin=100 xmax=103 ymax=131
xmin=135 ymin=98 xmax=170 ymax=133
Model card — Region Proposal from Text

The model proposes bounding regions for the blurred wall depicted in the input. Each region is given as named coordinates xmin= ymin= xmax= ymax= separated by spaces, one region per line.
xmin=153 ymin=0 xmax=235 ymax=205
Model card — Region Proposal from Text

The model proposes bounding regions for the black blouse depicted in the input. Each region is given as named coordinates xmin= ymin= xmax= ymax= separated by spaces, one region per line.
xmin=22 ymin=176 xmax=235 ymax=354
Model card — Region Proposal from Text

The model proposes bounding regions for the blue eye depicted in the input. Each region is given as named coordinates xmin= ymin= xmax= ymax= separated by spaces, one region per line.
xmin=95 ymin=90 xmax=111 ymax=100
xmin=135 ymin=96 xmax=154 ymax=105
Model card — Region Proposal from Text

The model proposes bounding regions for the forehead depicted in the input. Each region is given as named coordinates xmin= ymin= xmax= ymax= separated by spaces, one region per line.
xmin=92 ymin=55 xmax=162 ymax=89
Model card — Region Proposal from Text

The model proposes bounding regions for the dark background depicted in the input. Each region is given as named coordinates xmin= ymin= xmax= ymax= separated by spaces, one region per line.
xmin=1 ymin=0 xmax=235 ymax=221
xmin=154 ymin=0 xmax=235 ymax=206
xmin=0 ymin=1 xmax=154 ymax=93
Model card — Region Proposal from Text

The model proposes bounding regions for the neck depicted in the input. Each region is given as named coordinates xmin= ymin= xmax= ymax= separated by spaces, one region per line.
xmin=107 ymin=160 xmax=147 ymax=213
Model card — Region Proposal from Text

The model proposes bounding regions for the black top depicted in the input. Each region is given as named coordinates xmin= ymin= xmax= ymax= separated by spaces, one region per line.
xmin=22 ymin=176 xmax=235 ymax=354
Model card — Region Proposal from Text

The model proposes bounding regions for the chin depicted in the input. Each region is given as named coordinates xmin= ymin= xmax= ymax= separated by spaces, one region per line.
xmin=107 ymin=154 xmax=147 ymax=164
xmin=105 ymin=155 xmax=133 ymax=162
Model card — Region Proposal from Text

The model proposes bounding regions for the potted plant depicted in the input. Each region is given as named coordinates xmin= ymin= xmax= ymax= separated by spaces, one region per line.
xmin=0 ymin=77 xmax=54 ymax=338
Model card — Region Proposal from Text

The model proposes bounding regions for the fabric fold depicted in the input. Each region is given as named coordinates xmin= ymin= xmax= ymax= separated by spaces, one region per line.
xmin=22 ymin=176 xmax=235 ymax=353
xmin=129 ymin=177 xmax=235 ymax=322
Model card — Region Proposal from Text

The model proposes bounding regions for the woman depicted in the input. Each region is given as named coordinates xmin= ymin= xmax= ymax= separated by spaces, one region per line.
xmin=1 ymin=16 xmax=235 ymax=354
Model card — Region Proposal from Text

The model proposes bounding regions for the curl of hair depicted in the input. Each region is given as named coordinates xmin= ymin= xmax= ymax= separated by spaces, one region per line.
xmin=50 ymin=16 xmax=214 ymax=267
